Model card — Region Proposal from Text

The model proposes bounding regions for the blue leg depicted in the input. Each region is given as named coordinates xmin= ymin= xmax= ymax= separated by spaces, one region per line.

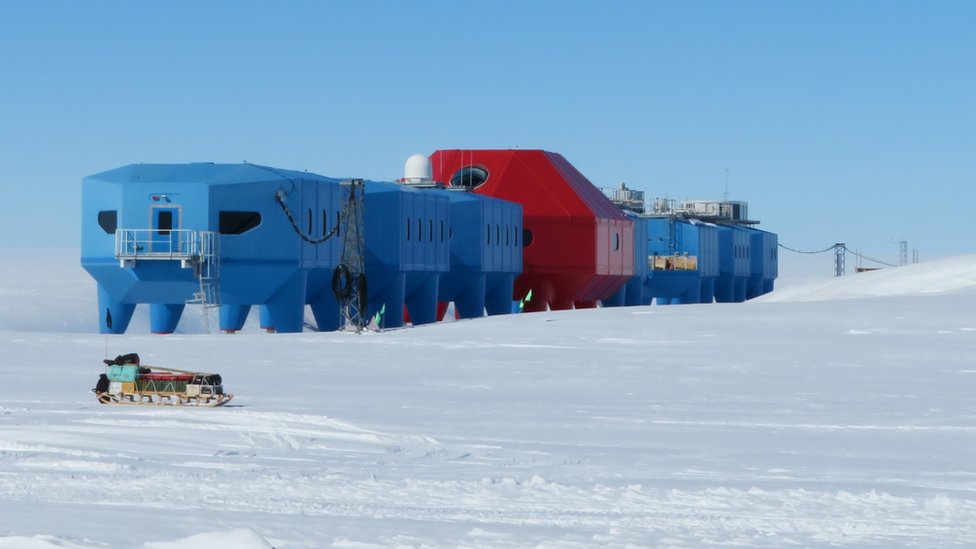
xmin=484 ymin=274 xmax=513 ymax=316
xmin=372 ymin=273 xmax=406 ymax=329
xmin=97 ymin=284 xmax=135 ymax=334
xmin=310 ymin=290 xmax=341 ymax=332
xmin=456 ymin=275 xmax=487 ymax=319
xmin=219 ymin=305 xmax=251 ymax=332
xmin=263 ymin=273 xmax=308 ymax=333
xmin=150 ymin=303 xmax=184 ymax=334
xmin=405 ymin=275 xmax=439 ymax=325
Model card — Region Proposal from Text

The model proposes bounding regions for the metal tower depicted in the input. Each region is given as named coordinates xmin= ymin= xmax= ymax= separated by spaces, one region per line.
xmin=834 ymin=243 xmax=845 ymax=277
xmin=336 ymin=179 xmax=367 ymax=331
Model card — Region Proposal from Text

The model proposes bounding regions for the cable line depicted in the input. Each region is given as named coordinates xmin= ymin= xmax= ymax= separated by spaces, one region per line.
xmin=779 ymin=242 xmax=899 ymax=268
xmin=840 ymin=245 xmax=898 ymax=268
xmin=778 ymin=243 xmax=838 ymax=255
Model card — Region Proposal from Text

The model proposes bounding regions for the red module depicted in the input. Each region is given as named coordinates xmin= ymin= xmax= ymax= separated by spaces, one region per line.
xmin=430 ymin=149 xmax=634 ymax=312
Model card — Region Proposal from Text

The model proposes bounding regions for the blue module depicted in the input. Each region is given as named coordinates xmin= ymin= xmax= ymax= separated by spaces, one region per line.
xmin=602 ymin=211 xmax=648 ymax=307
xmin=696 ymin=222 xmax=719 ymax=303
xmin=435 ymin=189 xmax=522 ymax=319
xmin=81 ymin=163 xmax=342 ymax=334
xmin=715 ymin=225 xmax=752 ymax=303
xmin=358 ymin=181 xmax=450 ymax=329
xmin=645 ymin=218 xmax=719 ymax=305
xmin=745 ymin=227 xmax=778 ymax=298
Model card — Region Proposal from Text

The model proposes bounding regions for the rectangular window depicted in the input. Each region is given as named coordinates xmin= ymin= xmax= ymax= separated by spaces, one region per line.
xmin=158 ymin=211 xmax=173 ymax=235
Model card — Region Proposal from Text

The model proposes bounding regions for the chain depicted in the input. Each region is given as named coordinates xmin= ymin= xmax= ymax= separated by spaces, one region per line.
xmin=275 ymin=191 xmax=341 ymax=244
xmin=242 ymin=163 xmax=342 ymax=245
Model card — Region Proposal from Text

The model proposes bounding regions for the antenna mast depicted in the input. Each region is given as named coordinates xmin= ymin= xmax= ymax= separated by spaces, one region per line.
xmin=723 ymin=169 xmax=729 ymax=202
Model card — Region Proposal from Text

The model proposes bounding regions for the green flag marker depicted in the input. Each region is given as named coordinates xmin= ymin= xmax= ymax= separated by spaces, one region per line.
xmin=372 ymin=303 xmax=386 ymax=326
xmin=519 ymin=289 xmax=533 ymax=311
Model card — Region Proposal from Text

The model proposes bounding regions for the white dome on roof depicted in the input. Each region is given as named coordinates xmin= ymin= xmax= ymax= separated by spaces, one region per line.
xmin=403 ymin=154 xmax=433 ymax=183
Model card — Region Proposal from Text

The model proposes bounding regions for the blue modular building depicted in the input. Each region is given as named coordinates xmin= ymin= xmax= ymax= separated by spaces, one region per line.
xmin=695 ymin=222 xmax=720 ymax=303
xmin=353 ymin=181 xmax=451 ymax=329
xmin=434 ymin=189 xmax=522 ymax=318
xmin=745 ymin=227 xmax=778 ymax=298
xmin=81 ymin=163 xmax=343 ymax=334
xmin=644 ymin=217 xmax=719 ymax=304
xmin=715 ymin=224 xmax=752 ymax=303
xmin=599 ymin=193 xmax=776 ymax=306
xmin=602 ymin=211 xmax=648 ymax=307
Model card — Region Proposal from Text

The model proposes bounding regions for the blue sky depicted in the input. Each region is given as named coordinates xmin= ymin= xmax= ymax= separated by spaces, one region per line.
xmin=1 ymin=1 xmax=973 ymax=262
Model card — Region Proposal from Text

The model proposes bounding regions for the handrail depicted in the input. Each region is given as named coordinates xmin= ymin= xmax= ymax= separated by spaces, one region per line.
xmin=115 ymin=229 xmax=214 ymax=260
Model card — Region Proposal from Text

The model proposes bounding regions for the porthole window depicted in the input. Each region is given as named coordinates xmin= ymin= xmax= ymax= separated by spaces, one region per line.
xmin=496 ymin=224 xmax=500 ymax=246
xmin=322 ymin=210 xmax=328 ymax=236
xmin=523 ymin=228 xmax=534 ymax=247
xmin=406 ymin=217 xmax=411 ymax=241
xmin=450 ymin=166 xmax=489 ymax=189
xmin=613 ymin=232 xmax=620 ymax=251
xmin=307 ymin=208 xmax=313 ymax=235
xmin=429 ymin=219 xmax=433 ymax=242
xmin=97 ymin=210 xmax=117 ymax=234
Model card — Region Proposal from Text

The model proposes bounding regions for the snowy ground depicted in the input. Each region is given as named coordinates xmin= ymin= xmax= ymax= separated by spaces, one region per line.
xmin=1 ymin=251 xmax=975 ymax=548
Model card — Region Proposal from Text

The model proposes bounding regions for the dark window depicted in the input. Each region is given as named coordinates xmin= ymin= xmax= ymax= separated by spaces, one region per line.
xmin=515 ymin=227 xmax=519 ymax=247
xmin=486 ymin=224 xmax=490 ymax=245
xmin=429 ymin=219 xmax=433 ymax=242
xmin=307 ymin=208 xmax=313 ymax=235
xmin=158 ymin=211 xmax=173 ymax=235
xmin=523 ymin=228 xmax=533 ymax=247
xmin=496 ymin=224 xmax=500 ymax=246
xmin=506 ymin=225 xmax=510 ymax=246
xmin=97 ymin=210 xmax=117 ymax=234
xmin=613 ymin=232 xmax=620 ymax=251
xmin=440 ymin=221 xmax=445 ymax=242
xmin=406 ymin=217 xmax=411 ymax=240
xmin=219 ymin=211 xmax=262 ymax=235
xmin=450 ymin=166 xmax=489 ymax=189
xmin=322 ymin=210 xmax=328 ymax=236
xmin=417 ymin=219 xmax=422 ymax=243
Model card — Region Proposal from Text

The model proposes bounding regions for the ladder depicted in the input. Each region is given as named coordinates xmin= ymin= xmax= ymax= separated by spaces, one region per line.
xmin=185 ymin=231 xmax=220 ymax=332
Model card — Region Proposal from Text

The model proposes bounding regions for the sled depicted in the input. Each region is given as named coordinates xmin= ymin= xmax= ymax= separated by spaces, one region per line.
xmin=93 ymin=354 xmax=233 ymax=407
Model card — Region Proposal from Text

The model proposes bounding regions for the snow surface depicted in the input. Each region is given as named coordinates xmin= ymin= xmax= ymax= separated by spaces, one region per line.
xmin=1 ymin=251 xmax=975 ymax=547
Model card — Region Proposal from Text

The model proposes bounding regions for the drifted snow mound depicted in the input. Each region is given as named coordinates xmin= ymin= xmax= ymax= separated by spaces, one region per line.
xmin=143 ymin=528 xmax=274 ymax=549
xmin=759 ymin=254 xmax=976 ymax=302
xmin=0 ymin=529 xmax=275 ymax=549
xmin=0 ymin=536 xmax=95 ymax=548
